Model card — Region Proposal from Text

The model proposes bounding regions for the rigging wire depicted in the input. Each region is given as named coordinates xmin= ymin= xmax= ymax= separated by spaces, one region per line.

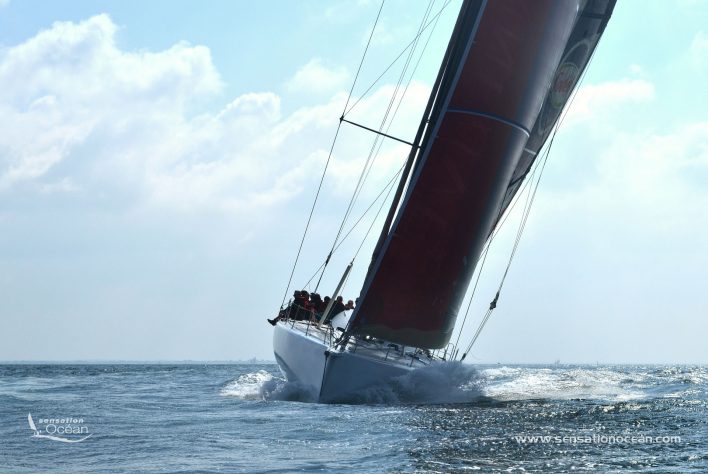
xmin=278 ymin=0 xmax=386 ymax=311
xmin=344 ymin=0 xmax=454 ymax=117
xmin=346 ymin=0 xmax=436 ymax=219
xmin=302 ymin=163 xmax=406 ymax=289
xmin=451 ymin=153 xmax=544 ymax=351
xmin=313 ymin=0 xmax=438 ymax=292
xmin=339 ymin=161 xmax=401 ymax=298
xmin=463 ymin=147 xmax=551 ymax=357
xmin=354 ymin=181 xmax=396 ymax=261
xmin=460 ymin=144 xmax=551 ymax=360
xmin=354 ymin=2 xmax=443 ymax=217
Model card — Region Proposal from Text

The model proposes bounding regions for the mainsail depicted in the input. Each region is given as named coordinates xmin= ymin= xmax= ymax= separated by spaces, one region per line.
xmin=349 ymin=0 xmax=617 ymax=349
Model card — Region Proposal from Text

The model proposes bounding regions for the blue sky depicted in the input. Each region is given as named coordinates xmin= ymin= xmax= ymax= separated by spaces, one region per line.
xmin=0 ymin=0 xmax=706 ymax=363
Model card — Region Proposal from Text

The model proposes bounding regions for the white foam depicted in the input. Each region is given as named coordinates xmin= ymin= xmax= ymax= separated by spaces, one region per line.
xmin=481 ymin=366 xmax=645 ymax=401
xmin=220 ymin=370 xmax=275 ymax=400
xmin=220 ymin=370 xmax=318 ymax=402
xmin=482 ymin=366 xmax=523 ymax=378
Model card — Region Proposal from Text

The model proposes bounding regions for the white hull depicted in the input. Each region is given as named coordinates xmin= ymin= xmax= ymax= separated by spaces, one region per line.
xmin=273 ymin=318 xmax=445 ymax=403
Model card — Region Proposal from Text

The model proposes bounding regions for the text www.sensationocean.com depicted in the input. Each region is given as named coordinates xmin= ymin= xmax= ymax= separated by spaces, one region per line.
xmin=513 ymin=434 xmax=682 ymax=444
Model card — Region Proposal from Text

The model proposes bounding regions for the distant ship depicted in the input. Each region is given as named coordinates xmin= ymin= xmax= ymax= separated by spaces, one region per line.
xmin=271 ymin=0 xmax=616 ymax=403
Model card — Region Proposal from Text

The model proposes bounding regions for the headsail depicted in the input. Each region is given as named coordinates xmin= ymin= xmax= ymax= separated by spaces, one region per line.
xmin=349 ymin=0 xmax=616 ymax=349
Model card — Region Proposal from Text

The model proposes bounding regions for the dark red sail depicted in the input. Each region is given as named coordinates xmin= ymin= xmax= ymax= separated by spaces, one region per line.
xmin=350 ymin=0 xmax=615 ymax=348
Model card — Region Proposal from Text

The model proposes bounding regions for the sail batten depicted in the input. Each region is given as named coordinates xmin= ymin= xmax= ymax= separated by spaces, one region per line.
xmin=349 ymin=0 xmax=616 ymax=349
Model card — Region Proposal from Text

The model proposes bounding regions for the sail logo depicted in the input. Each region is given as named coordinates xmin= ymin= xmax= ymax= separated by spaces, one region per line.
xmin=27 ymin=413 xmax=92 ymax=443
xmin=550 ymin=62 xmax=580 ymax=108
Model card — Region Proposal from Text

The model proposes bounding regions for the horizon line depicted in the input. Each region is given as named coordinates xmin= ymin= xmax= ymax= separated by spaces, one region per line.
xmin=1 ymin=360 xmax=706 ymax=365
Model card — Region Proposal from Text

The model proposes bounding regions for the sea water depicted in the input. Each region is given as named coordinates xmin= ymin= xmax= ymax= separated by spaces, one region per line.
xmin=0 ymin=363 xmax=705 ymax=472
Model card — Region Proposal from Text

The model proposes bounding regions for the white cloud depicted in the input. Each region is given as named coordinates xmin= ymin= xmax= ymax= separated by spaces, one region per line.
xmin=541 ymin=75 xmax=704 ymax=201
xmin=0 ymin=14 xmax=428 ymax=218
xmin=563 ymin=78 xmax=655 ymax=127
xmin=285 ymin=58 xmax=349 ymax=95
xmin=0 ymin=0 xmax=9 ymax=8
xmin=39 ymin=177 xmax=79 ymax=194
xmin=0 ymin=14 xmax=221 ymax=108
xmin=516 ymin=75 xmax=707 ymax=267
xmin=593 ymin=121 xmax=708 ymax=228
xmin=0 ymin=14 xmax=222 ymax=191
xmin=535 ymin=120 xmax=708 ymax=249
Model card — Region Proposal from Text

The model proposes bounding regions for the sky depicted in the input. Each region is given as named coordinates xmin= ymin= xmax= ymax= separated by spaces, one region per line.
xmin=0 ymin=0 xmax=706 ymax=363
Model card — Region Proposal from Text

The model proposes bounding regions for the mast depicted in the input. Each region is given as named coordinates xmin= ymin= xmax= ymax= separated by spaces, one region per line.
xmin=317 ymin=263 xmax=353 ymax=328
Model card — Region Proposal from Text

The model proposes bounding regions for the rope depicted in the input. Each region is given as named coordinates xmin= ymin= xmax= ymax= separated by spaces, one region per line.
xmin=278 ymin=0 xmax=386 ymax=310
xmin=460 ymin=145 xmax=550 ymax=360
xmin=313 ymin=0 xmax=437 ymax=291
xmin=451 ymin=156 xmax=542 ymax=351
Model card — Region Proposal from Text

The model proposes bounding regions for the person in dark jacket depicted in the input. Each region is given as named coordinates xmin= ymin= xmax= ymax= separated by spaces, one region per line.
xmin=327 ymin=296 xmax=346 ymax=323
xmin=310 ymin=293 xmax=323 ymax=319
xmin=268 ymin=290 xmax=302 ymax=326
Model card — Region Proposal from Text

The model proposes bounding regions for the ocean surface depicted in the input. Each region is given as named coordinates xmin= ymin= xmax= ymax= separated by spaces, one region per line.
xmin=0 ymin=363 xmax=705 ymax=473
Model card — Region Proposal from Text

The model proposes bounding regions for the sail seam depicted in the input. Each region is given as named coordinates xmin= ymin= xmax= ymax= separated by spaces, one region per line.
xmin=447 ymin=108 xmax=531 ymax=137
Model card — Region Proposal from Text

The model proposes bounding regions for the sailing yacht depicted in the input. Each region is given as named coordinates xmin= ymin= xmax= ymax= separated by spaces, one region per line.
xmin=272 ymin=0 xmax=616 ymax=403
